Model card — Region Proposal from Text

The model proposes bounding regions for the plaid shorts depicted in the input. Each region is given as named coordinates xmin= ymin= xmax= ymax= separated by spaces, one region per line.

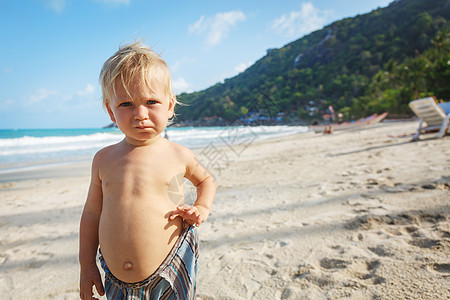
xmin=99 ymin=226 xmax=199 ymax=300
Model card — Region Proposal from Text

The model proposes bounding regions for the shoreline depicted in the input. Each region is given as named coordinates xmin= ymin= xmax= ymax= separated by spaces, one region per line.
xmin=1 ymin=121 xmax=449 ymax=299
xmin=0 ymin=125 xmax=309 ymax=175
xmin=0 ymin=124 xmax=310 ymax=179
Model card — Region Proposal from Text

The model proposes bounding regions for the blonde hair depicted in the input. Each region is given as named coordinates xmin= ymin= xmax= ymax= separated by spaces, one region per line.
xmin=99 ymin=41 xmax=178 ymax=111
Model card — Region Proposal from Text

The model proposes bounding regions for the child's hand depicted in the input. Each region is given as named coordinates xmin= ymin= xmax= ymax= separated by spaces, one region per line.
xmin=169 ymin=205 xmax=208 ymax=227
xmin=80 ymin=264 xmax=105 ymax=300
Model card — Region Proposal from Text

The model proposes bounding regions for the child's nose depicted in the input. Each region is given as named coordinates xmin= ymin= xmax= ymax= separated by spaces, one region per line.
xmin=135 ymin=105 xmax=149 ymax=120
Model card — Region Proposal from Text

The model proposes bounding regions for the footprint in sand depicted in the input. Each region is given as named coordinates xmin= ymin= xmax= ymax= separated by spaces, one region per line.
xmin=319 ymin=258 xmax=350 ymax=270
xmin=368 ymin=245 xmax=392 ymax=257
xmin=435 ymin=229 xmax=450 ymax=239
xmin=354 ymin=259 xmax=385 ymax=285
xmin=329 ymin=245 xmax=346 ymax=254
xmin=408 ymin=237 xmax=441 ymax=249
xmin=366 ymin=259 xmax=381 ymax=272
xmin=306 ymin=273 xmax=335 ymax=288
xmin=429 ymin=263 xmax=450 ymax=275
xmin=27 ymin=260 xmax=47 ymax=269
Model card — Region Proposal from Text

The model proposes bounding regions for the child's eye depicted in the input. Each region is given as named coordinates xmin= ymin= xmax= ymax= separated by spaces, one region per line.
xmin=119 ymin=102 xmax=132 ymax=107
xmin=147 ymin=100 xmax=158 ymax=105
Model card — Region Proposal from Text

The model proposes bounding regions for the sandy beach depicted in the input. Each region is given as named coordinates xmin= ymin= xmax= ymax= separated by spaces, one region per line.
xmin=0 ymin=121 xmax=449 ymax=299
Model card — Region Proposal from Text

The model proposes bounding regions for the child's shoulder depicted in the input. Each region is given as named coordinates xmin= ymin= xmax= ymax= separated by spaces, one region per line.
xmin=92 ymin=141 xmax=122 ymax=163
xmin=163 ymin=139 xmax=194 ymax=157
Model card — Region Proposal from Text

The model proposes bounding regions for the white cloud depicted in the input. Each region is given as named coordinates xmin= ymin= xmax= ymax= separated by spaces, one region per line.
xmin=189 ymin=16 xmax=206 ymax=35
xmin=272 ymin=2 xmax=333 ymax=38
xmin=172 ymin=77 xmax=190 ymax=94
xmin=77 ymin=83 xmax=96 ymax=97
xmin=234 ymin=61 xmax=253 ymax=74
xmin=41 ymin=0 xmax=66 ymax=13
xmin=189 ymin=11 xmax=246 ymax=46
xmin=29 ymin=88 xmax=58 ymax=104
xmin=209 ymin=60 xmax=254 ymax=87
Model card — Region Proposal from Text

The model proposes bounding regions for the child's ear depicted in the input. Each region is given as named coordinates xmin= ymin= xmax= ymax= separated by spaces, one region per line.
xmin=106 ymin=104 xmax=117 ymax=123
xmin=168 ymin=96 xmax=175 ymax=119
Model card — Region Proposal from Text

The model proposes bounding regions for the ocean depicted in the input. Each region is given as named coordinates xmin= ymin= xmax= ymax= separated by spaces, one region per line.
xmin=0 ymin=125 xmax=309 ymax=174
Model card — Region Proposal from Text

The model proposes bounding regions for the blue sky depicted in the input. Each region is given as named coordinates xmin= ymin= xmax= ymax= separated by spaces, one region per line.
xmin=0 ymin=0 xmax=392 ymax=129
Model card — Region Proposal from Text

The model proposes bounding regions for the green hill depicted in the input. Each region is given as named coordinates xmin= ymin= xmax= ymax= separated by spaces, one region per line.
xmin=175 ymin=0 xmax=450 ymax=125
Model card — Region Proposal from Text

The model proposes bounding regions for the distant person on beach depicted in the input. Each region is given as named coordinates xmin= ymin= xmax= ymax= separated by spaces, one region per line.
xmin=79 ymin=42 xmax=216 ymax=300
xmin=323 ymin=125 xmax=334 ymax=134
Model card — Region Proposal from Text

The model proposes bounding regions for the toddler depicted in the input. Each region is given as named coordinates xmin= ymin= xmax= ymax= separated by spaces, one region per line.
xmin=79 ymin=42 xmax=216 ymax=300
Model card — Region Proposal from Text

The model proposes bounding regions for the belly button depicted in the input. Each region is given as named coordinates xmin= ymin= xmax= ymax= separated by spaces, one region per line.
xmin=123 ymin=262 xmax=133 ymax=270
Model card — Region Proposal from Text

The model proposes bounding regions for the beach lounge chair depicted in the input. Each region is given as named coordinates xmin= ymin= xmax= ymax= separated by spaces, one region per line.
xmin=408 ymin=97 xmax=450 ymax=141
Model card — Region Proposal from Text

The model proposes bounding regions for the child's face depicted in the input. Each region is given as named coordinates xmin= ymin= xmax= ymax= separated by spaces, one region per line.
xmin=107 ymin=77 xmax=174 ymax=145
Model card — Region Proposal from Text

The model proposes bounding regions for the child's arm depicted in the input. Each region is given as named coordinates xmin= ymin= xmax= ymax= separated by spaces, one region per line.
xmin=170 ymin=149 xmax=216 ymax=227
xmin=79 ymin=155 xmax=105 ymax=300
